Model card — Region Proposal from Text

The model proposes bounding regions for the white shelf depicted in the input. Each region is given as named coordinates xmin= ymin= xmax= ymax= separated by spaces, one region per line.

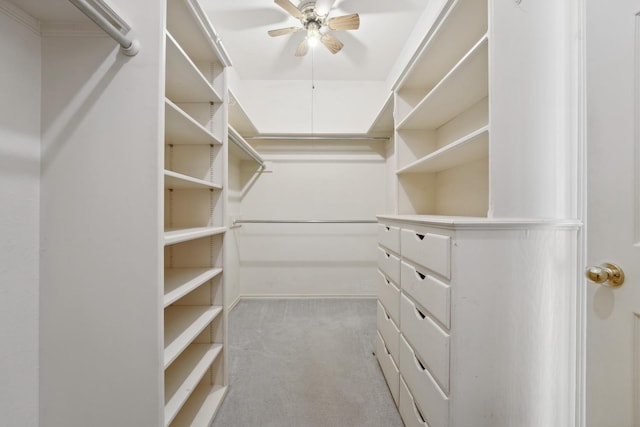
xmin=228 ymin=125 xmax=264 ymax=166
xmin=398 ymin=35 xmax=488 ymax=131
xmin=164 ymin=268 xmax=223 ymax=308
xmin=164 ymin=305 xmax=223 ymax=369
xmin=399 ymin=0 xmax=488 ymax=91
xmin=166 ymin=0 xmax=228 ymax=64
xmin=164 ymin=170 xmax=222 ymax=190
xmin=397 ymin=127 xmax=489 ymax=174
xmin=169 ymin=383 xmax=227 ymax=427
xmin=164 ymin=227 xmax=226 ymax=246
xmin=165 ymin=99 xmax=221 ymax=146
xmin=164 ymin=343 xmax=223 ymax=427
xmin=367 ymin=93 xmax=394 ymax=134
xmin=228 ymin=90 xmax=259 ymax=135
xmin=165 ymin=32 xmax=222 ymax=103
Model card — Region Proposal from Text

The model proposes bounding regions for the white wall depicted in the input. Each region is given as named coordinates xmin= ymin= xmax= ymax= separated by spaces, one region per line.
xmin=489 ymin=0 xmax=577 ymax=219
xmin=236 ymin=140 xmax=387 ymax=297
xmin=39 ymin=1 xmax=164 ymax=424
xmin=225 ymin=154 xmax=243 ymax=309
xmin=0 ymin=4 xmax=41 ymax=426
xmin=234 ymin=79 xmax=388 ymax=134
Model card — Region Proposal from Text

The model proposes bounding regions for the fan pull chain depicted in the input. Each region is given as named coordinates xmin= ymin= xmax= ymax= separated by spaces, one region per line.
xmin=311 ymin=48 xmax=315 ymax=135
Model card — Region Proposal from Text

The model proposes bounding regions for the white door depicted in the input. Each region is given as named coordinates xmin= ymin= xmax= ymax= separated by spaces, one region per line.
xmin=586 ymin=1 xmax=640 ymax=426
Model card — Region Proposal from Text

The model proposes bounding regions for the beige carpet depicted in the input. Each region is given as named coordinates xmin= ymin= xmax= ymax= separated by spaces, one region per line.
xmin=210 ymin=298 xmax=403 ymax=427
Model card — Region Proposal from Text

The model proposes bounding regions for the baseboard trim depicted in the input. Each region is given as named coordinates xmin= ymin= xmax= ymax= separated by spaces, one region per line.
xmin=237 ymin=294 xmax=377 ymax=300
xmin=227 ymin=295 xmax=242 ymax=312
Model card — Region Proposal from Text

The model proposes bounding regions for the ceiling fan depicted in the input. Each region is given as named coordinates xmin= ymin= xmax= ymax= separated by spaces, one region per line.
xmin=268 ymin=0 xmax=360 ymax=56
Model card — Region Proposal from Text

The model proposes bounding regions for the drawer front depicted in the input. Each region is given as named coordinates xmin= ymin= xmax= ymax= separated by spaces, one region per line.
xmin=400 ymin=336 xmax=449 ymax=427
xmin=377 ymin=271 xmax=400 ymax=324
xmin=377 ymin=247 xmax=400 ymax=285
xmin=378 ymin=223 xmax=400 ymax=253
xmin=400 ymin=293 xmax=450 ymax=392
xmin=401 ymin=261 xmax=451 ymax=329
xmin=401 ymin=229 xmax=451 ymax=279
xmin=376 ymin=331 xmax=399 ymax=405
xmin=377 ymin=301 xmax=400 ymax=363
xmin=399 ymin=376 xmax=429 ymax=427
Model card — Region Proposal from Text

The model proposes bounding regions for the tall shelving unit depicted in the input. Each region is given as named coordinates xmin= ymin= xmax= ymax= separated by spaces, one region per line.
xmin=377 ymin=1 xmax=580 ymax=426
xmin=163 ymin=0 xmax=231 ymax=425
xmin=394 ymin=0 xmax=488 ymax=217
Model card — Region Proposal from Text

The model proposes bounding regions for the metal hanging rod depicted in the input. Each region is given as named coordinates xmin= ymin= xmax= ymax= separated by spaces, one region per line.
xmin=69 ymin=0 xmax=140 ymax=56
xmin=228 ymin=127 xmax=265 ymax=167
xmin=233 ymin=219 xmax=377 ymax=225
xmin=244 ymin=136 xmax=390 ymax=141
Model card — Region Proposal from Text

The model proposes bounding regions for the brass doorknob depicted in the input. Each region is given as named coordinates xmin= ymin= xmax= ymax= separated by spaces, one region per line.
xmin=585 ymin=262 xmax=625 ymax=287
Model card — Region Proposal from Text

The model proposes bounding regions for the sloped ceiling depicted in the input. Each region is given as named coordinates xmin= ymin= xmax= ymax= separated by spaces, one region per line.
xmin=200 ymin=0 xmax=430 ymax=81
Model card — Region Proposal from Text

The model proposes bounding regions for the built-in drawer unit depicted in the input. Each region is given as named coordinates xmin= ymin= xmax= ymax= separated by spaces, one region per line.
xmin=401 ymin=228 xmax=451 ymax=279
xmin=377 ymin=246 xmax=401 ymax=285
xmin=376 ymin=331 xmax=399 ymax=405
xmin=377 ymin=301 xmax=400 ymax=362
xmin=401 ymin=261 xmax=451 ymax=329
xmin=400 ymin=336 xmax=449 ymax=427
xmin=399 ymin=376 xmax=429 ymax=427
xmin=378 ymin=223 xmax=401 ymax=253
xmin=377 ymin=271 xmax=400 ymax=324
xmin=400 ymin=293 xmax=450 ymax=393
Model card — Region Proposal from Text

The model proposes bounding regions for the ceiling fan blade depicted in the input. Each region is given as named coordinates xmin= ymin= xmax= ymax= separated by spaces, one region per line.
xmin=327 ymin=13 xmax=360 ymax=30
xmin=295 ymin=39 xmax=309 ymax=56
xmin=315 ymin=0 xmax=336 ymax=16
xmin=320 ymin=33 xmax=344 ymax=54
xmin=268 ymin=27 xmax=302 ymax=37
xmin=274 ymin=0 xmax=303 ymax=19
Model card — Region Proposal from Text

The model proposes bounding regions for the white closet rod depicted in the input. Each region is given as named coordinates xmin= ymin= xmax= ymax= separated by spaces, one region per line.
xmin=244 ymin=136 xmax=389 ymax=141
xmin=228 ymin=129 xmax=265 ymax=167
xmin=233 ymin=220 xmax=377 ymax=225
xmin=69 ymin=0 xmax=139 ymax=56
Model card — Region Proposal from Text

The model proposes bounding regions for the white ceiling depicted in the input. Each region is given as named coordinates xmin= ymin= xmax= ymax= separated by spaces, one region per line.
xmin=200 ymin=0 xmax=430 ymax=81
xmin=10 ymin=0 xmax=429 ymax=83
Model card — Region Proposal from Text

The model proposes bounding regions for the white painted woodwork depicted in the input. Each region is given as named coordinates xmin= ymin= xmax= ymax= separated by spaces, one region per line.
xmin=396 ymin=127 xmax=488 ymax=174
xmin=398 ymin=376 xmax=428 ymax=427
xmin=165 ymin=99 xmax=222 ymax=146
xmin=400 ymin=293 xmax=450 ymax=393
xmin=401 ymin=261 xmax=450 ymax=329
xmin=397 ymin=36 xmax=488 ymax=131
xmin=169 ymin=382 xmax=226 ymax=427
xmin=400 ymin=229 xmax=451 ymax=279
xmin=377 ymin=271 xmax=400 ymax=325
xmin=165 ymin=170 xmax=222 ymax=190
xmin=377 ymin=216 xmax=579 ymax=427
xmin=393 ymin=1 xmax=489 ymax=218
xmin=38 ymin=0 xmax=165 ymax=424
xmin=165 ymin=32 xmax=222 ymax=104
xmin=377 ymin=301 xmax=400 ymax=363
xmin=164 ymin=267 xmax=223 ymax=308
xmin=0 ymin=4 xmax=40 ymax=425
xmin=376 ymin=331 xmax=400 ymax=405
xmin=377 ymin=247 xmax=401 ymax=285
xmin=377 ymin=223 xmax=401 ymax=254
xmin=585 ymin=1 xmax=640 ymax=425
xmin=399 ymin=335 xmax=448 ymax=427
xmin=164 ymin=343 xmax=223 ymax=426
xmin=164 ymin=305 xmax=223 ymax=369
xmin=164 ymin=227 xmax=227 ymax=246
xmin=228 ymin=125 xmax=263 ymax=165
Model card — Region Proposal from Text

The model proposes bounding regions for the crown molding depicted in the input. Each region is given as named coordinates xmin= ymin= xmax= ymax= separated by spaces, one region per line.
xmin=40 ymin=21 xmax=105 ymax=38
xmin=0 ymin=0 xmax=40 ymax=35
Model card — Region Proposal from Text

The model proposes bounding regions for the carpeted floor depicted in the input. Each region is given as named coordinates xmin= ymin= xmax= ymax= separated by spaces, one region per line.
xmin=210 ymin=298 xmax=403 ymax=427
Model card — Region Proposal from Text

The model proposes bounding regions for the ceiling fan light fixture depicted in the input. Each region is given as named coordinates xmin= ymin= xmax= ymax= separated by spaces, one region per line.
xmin=306 ymin=21 xmax=321 ymax=48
